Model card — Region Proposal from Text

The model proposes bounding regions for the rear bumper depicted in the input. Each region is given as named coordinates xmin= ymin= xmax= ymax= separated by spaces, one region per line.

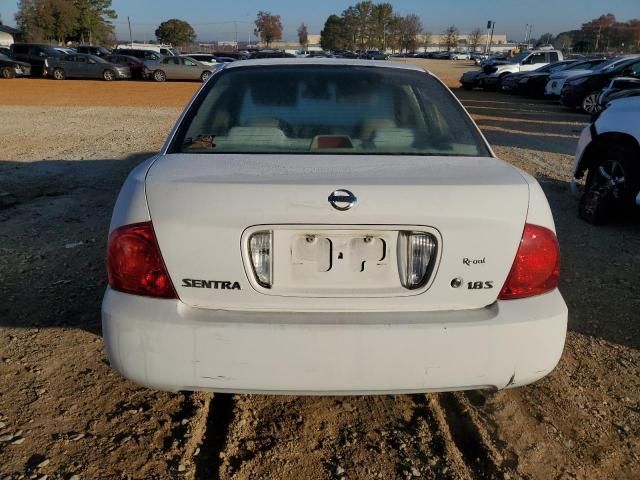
xmin=102 ymin=288 xmax=568 ymax=394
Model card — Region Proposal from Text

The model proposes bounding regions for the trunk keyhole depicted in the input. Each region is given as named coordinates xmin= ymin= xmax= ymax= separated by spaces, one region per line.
xmin=338 ymin=252 xmax=343 ymax=259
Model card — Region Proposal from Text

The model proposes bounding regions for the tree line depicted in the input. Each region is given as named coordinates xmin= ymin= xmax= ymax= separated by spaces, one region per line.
xmin=15 ymin=0 xmax=116 ymax=44
xmin=554 ymin=14 xmax=640 ymax=53
xmin=319 ymin=1 xmax=423 ymax=52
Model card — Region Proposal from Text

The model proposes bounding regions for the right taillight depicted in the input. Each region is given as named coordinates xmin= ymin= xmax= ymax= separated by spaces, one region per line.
xmin=499 ymin=224 xmax=560 ymax=300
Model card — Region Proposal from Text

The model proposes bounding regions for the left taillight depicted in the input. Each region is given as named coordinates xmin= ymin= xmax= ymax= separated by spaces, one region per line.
xmin=107 ymin=222 xmax=177 ymax=299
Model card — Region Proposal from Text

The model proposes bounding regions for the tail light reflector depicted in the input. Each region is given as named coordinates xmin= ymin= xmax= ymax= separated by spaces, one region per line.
xmin=499 ymin=224 xmax=560 ymax=300
xmin=397 ymin=231 xmax=438 ymax=290
xmin=107 ymin=222 xmax=177 ymax=299
xmin=248 ymin=230 xmax=273 ymax=288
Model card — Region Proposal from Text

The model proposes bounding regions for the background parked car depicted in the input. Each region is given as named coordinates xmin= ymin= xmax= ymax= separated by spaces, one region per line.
xmin=501 ymin=60 xmax=578 ymax=96
xmin=560 ymin=55 xmax=640 ymax=113
xmin=53 ymin=47 xmax=76 ymax=55
xmin=184 ymin=53 xmax=218 ymax=66
xmin=112 ymin=48 xmax=163 ymax=62
xmin=572 ymin=96 xmax=640 ymax=223
xmin=0 ymin=52 xmax=31 ymax=78
xmin=451 ymin=52 xmax=471 ymax=60
xmin=482 ymin=50 xmax=564 ymax=89
xmin=10 ymin=43 xmax=62 ymax=76
xmin=361 ymin=50 xmax=388 ymax=60
xmin=116 ymin=43 xmax=178 ymax=56
xmin=104 ymin=54 xmax=146 ymax=79
xmin=595 ymin=77 xmax=640 ymax=114
xmin=150 ymin=56 xmax=216 ymax=82
xmin=76 ymin=45 xmax=111 ymax=57
xmin=545 ymin=58 xmax=613 ymax=97
xmin=47 ymin=53 xmax=130 ymax=81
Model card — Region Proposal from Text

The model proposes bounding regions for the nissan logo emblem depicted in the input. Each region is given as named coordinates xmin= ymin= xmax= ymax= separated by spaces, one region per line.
xmin=328 ymin=189 xmax=357 ymax=211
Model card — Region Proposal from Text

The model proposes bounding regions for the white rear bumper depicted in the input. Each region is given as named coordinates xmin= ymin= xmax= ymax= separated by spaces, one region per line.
xmin=101 ymin=288 xmax=567 ymax=394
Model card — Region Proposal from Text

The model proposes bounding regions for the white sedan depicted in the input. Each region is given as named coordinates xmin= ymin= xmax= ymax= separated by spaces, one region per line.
xmin=451 ymin=52 xmax=471 ymax=60
xmin=102 ymin=58 xmax=567 ymax=394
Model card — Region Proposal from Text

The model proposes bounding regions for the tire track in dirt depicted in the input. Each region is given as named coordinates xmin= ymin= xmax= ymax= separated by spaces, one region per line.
xmin=190 ymin=392 xmax=514 ymax=479
xmin=193 ymin=394 xmax=236 ymax=479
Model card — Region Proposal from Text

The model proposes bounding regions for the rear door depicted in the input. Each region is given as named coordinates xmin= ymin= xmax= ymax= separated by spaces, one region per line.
xmin=181 ymin=57 xmax=201 ymax=79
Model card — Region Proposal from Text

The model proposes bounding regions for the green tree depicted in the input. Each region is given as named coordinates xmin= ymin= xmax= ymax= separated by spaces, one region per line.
xmin=75 ymin=0 xmax=117 ymax=44
xmin=155 ymin=19 xmax=196 ymax=46
xmin=370 ymin=2 xmax=393 ymax=50
xmin=320 ymin=14 xmax=347 ymax=51
xmin=16 ymin=0 xmax=116 ymax=44
xmin=254 ymin=11 xmax=283 ymax=47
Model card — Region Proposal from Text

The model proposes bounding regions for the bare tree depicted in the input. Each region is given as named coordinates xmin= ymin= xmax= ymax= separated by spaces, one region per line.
xmin=297 ymin=22 xmax=308 ymax=49
xmin=442 ymin=25 xmax=459 ymax=51
xmin=400 ymin=14 xmax=422 ymax=52
xmin=254 ymin=11 xmax=283 ymax=47
xmin=468 ymin=27 xmax=482 ymax=52
xmin=538 ymin=32 xmax=554 ymax=45
xmin=422 ymin=31 xmax=432 ymax=50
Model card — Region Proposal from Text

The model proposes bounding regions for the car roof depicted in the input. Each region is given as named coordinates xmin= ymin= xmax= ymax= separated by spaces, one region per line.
xmin=222 ymin=57 xmax=426 ymax=73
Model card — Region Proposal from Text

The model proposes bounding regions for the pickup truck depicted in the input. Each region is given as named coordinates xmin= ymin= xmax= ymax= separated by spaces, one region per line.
xmin=480 ymin=50 xmax=564 ymax=89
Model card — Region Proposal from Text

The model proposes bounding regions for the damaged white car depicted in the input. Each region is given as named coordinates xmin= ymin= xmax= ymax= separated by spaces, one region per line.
xmin=102 ymin=59 xmax=567 ymax=394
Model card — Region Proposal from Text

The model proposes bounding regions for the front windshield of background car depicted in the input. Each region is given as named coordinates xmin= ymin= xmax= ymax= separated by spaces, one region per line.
xmin=595 ymin=57 xmax=630 ymax=72
xmin=171 ymin=66 xmax=491 ymax=157
xmin=565 ymin=60 xmax=597 ymax=70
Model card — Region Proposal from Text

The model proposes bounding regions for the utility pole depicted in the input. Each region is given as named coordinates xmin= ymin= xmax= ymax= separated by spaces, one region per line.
xmin=233 ymin=21 xmax=238 ymax=50
xmin=488 ymin=21 xmax=495 ymax=54
xmin=522 ymin=24 xmax=529 ymax=48
xmin=595 ymin=25 xmax=601 ymax=51
xmin=127 ymin=16 xmax=133 ymax=46
xmin=485 ymin=20 xmax=492 ymax=54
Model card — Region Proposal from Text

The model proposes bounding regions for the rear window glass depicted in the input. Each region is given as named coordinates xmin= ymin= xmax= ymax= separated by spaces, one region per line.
xmin=171 ymin=66 xmax=489 ymax=156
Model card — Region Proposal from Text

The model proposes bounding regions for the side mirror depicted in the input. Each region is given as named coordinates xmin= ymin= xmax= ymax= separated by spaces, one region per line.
xmin=622 ymin=68 xmax=633 ymax=76
xmin=39 ymin=52 xmax=47 ymax=58
xmin=88 ymin=59 xmax=96 ymax=64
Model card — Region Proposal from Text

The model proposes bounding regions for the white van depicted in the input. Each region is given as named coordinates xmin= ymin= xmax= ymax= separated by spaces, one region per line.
xmin=116 ymin=43 xmax=179 ymax=57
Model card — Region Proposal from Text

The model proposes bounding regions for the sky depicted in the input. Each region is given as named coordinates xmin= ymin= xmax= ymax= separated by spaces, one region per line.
xmin=1 ymin=0 xmax=639 ymax=43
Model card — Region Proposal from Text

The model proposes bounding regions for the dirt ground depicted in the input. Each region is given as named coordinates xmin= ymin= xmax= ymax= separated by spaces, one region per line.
xmin=1 ymin=60 xmax=639 ymax=480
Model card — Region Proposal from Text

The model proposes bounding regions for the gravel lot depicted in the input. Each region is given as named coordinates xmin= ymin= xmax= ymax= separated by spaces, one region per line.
xmin=0 ymin=60 xmax=639 ymax=480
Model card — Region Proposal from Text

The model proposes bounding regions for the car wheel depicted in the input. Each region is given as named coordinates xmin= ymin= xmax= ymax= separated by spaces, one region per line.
xmin=1 ymin=66 xmax=15 ymax=79
xmin=103 ymin=69 xmax=115 ymax=81
xmin=581 ymin=92 xmax=601 ymax=114
xmin=579 ymin=146 xmax=638 ymax=224
xmin=153 ymin=70 xmax=166 ymax=82
xmin=200 ymin=71 xmax=211 ymax=82
xmin=52 ymin=68 xmax=65 ymax=80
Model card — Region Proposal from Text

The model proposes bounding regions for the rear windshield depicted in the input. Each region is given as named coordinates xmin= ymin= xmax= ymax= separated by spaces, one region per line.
xmin=170 ymin=65 xmax=490 ymax=156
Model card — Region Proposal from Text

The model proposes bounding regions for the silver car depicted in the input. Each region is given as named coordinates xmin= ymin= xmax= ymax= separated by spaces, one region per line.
xmin=48 ymin=53 xmax=130 ymax=81
xmin=150 ymin=56 xmax=216 ymax=82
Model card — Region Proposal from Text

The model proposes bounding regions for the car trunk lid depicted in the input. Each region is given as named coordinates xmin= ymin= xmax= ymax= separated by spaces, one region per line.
xmin=145 ymin=154 xmax=529 ymax=312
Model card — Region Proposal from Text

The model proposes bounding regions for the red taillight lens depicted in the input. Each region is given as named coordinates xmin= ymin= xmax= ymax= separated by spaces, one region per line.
xmin=499 ymin=224 xmax=560 ymax=300
xmin=107 ymin=222 xmax=177 ymax=299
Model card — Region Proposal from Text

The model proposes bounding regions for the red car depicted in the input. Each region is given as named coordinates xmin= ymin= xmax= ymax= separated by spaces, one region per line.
xmin=103 ymin=54 xmax=145 ymax=79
